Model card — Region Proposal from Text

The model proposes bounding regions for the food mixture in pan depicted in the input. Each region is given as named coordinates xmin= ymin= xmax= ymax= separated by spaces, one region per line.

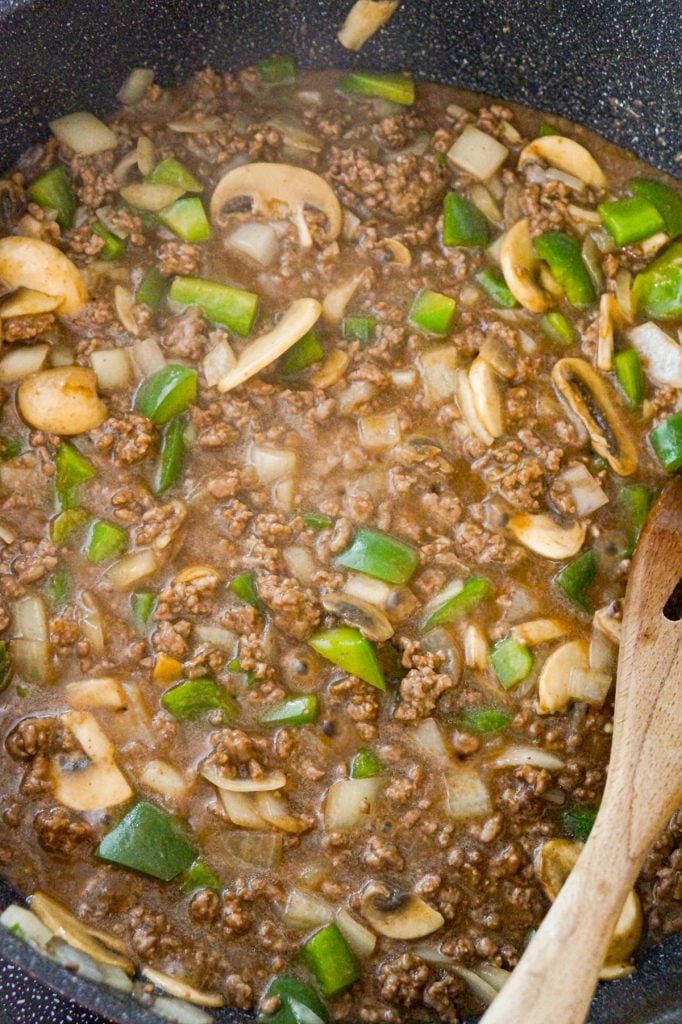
xmin=0 ymin=61 xmax=680 ymax=1024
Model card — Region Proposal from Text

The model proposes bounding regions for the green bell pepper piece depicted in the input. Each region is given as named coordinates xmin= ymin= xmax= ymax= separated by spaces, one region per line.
xmin=55 ymin=442 xmax=95 ymax=511
xmin=443 ymin=192 xmax=490 ymax=247
xmin=308 ymin=627 xmax=385 ymax=691
xmin=258 ymin=976 xmax=329 ymax=1024
xmin=408 ymin=287 xmax=456 ymax=335
xmin=303 ymin=513 xmax=333 ymax=531
xmin=598 ymin=196 xmax=665 ymax=247
xmin=533 ymin=231 xmax=596 ymax=307
xmin=50 ymin=508 xmax=87 ymax=544
xmin=230 ymin=571 xmax=260 ymax=607
xmin=334 ymin=527 xmax=419 ymax=585
xmin=554 ymin=549 xmax=597 ymax=613
xmin=475 ymin=268 xmax=518 ymax=308
xmin=541 ymin=311 xmax=576 ymax=346
xmin=147 ymin=157 xmax=203 ymax=193
xmin=629 ymin=178 xmax=682 ymax=238
xmin=45 ymin=570 xmax=69 ymax=607
xmin=155 ymin=416 xmax=185 ymax=494
xmin=650 ymin=411 xmax=682 ymax=472
xmin=91 ymin=222 xmax=128 ymax=260
xmin=135 ymin=364 xmax=197 ymax=424
xmin=343 ymin=315 xmax=377 ymax=346
xmin=422 ymin=576 xmax=492 ymax=631
xmin=618 ymin=484 xmax=654 ymax=558
xmin=161 ymin=677 xmax=238 ymax=721
xmin=280 ymin=329 xmax=325 ymax=374
xmin=0 ymin=641 xmax=12 ymax=693
xmin=0 ymin=437 xmax=23 ymax=460
xmin=339 ymin=72 xmax=415 ymax=106
xmin=258 ymin=55 xmax=297 ymax=85
xmin=538 ymin=123 xmax=559 ymax=137
xmin=455 ymin=705 xmax=512 ymax=734
xmin=131 ymin=591 xmax=156 ymax=632
xmin=260 ymin=695 xmax=318 ymax=727
xmin=350 ymin=748 xmax=383 ymax=778
xmin=490 ymin=637 xmax=533 ymax=690
xmin=27 ymin=165 xmax=76 ymax=229
xmin=301 ymin=924 xmax=360 ymax=997
xmin=97 ymin=801 xmax=196 ymax=881
xmin=136 ymin=265 xmax=167 ymax=316
xmin=561 ymin=805 xmax=597 ymax=842
xmin=158 ymin=197 xmax=212 ymax=242
xmin=86 ymin=520 xmax=128 ymax=563
xmin=170 ymin=275 xmax=259 ymax=336
xmin=614 ymin=348 xmax=645 ymax=407
xmin=632 ymin=240 xmax=682 ymax=320
xmin=182 ymin=859 xmax=221 ymax=894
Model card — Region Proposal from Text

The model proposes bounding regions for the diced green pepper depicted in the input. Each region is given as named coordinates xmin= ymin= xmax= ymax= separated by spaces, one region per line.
xmin=158 ymin=197 xmax=212 ymax=243
xmin=91 ymin=221 xmax=128 ymax=260
xmin=303 ymin=513 xmax=333 ymax=531
xmin=161 ymin=677 xmax=238 ymax=721
xmin=475 ymin=268 xmax=518 ymax=308
xmin=598 ymin=196 xmax=665 ymax=247
xmin=443 ymin=192 xmax=490 ymax=247
xmin=136 ymin=265 xmax=168 ymax=316
xmin=55 ymin=442 xmax=95 ymax=511
xmin=350 ymin=748 xmax=383 ymax=778
xmin=632 ymin=240 xmax=682 ymax=320
xmin=455 ymin=705 xmax=512 ymax=734
xmin=650 ymin=412 xmax=682 ymax=472
xmin=538 ymin=123 xmax=559 ymax=137
xmin=86 ymin=520 xmax=128 ymax=563
xmin=227 ymin=659 xmax=257 ymax=686
xmin=0 ymin=641 xmax=12 ymax=693
xmin=280 ymin=329 xmax=325 ymax=374
xmin=561 ymin=805 xmax=597 ymax=842
xmin=618 ymin=484 xmax=654 ymax=558
xmin=490 ymin=637 xmax=533 ymax=690
xmin=258 ymin=55 xmax=297 ymax=85
xmin=170 ymin=275 xmax=259 ymax=336
xmin=335 ymin=527 xmax=419 ymax=585
xmin=0 ymin=437 xmax=23 ymax=460
xmin=408 ymin=287 xmax=456 ymax=335
xmin=541 ymin=311 xmax=576 ymax=346
xmin=533 ymin=232 xmax=596 ymax=307
xmin=45 ymin=571 xmax=69 ymax=607
xmin=230 ymin=571 xmax=260 ymax=608
xmin=131 ymin=591 xmax=156 ymax=632
xmin=182 ymin=859 xmax=221 ymax=893
xmin=155 ymin=416 xmax=185 ymax=494
xmin=258 ymin=975 xmax=329 ymax=1024
xmin=50 ymin=508 xmax=87 ymax=544
xmin=301 ymin=924 xmax=360 ymax=997
xmin=343 ymin=315 xmax=377 ymax=346
xmin=422 ymin=577 xmax=492 ymax=632
xmin=26 ymin=164 xmax=76 ymax=229
xmin=308 ymin=628 xmax=385 ymax=691
xmin=97 ymin=801 xmax=196 ymax=881
xmin=147 ymin=157 xmax=203 ymax=193
xmin=260 ymin=695 xmax=318 ymax=727
xmin=614 ymin=348 xmax=645 ymax=407
xmin=629 ymin=178 xmax=682 ymax=238
xmin=554 ymin=550 xmax=597 ymax=613
xmin=135 ymin=364 xmax=197 ymax=424
xmin=339 ymin=72 xmax=415 ymax=107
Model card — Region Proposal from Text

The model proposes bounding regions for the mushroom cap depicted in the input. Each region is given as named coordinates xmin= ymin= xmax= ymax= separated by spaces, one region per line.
xmin=322 ymin=592 xmax=394 ymax=641
xmin=508 ymin=513 xmax=587 ymax=561
xmin=17 ymin=366 xmax=107 ymax=435
xmin=500 ymin=218 xmax=551 ymax=313
xmin=537 ymin=639 xmax=590 ymax=714
xmin=360 ymin=881 xmax=445 ymax=939
xmin=519 ymin=136 xmax=608 ymax=190
xmin=0 ymin=236 xmax=87 ymax=316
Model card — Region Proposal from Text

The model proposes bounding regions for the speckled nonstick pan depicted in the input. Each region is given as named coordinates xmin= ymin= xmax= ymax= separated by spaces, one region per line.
xmin=0 ymin=1 xmax=680 ymax=1023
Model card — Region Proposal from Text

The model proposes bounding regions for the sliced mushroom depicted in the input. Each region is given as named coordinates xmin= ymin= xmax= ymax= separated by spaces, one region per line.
xmin=500 ymin=218 xmax=551 ymax=313
xmin=202 ymin=764 xmax=287 ymax=792
xmin=511 ymin=618 xmax=568 ymax=646
xmin=322 ymin=273 xmax=364 ymax=323
xmin=454 ymin=368 xmax=494 ymax=445
xmin=210 ymin=162 xmax=342 ymax=242
xmin=597 ymin=293 xmax=626 ymax=371
xmin=337 ymin=0 xmax=399 ymax=50
xmin=593 ymin=601 xmax=623 ymax=645
xmin=142 ymin=967 xmax=225 ymax=1008
xmin=119 ymin=182 xmax=185 ymax=212
xmin=266 ymin=114 xmax=323 ymax=154
xmin=382 ymin=237 xmax=412 ymax=266
xmin=322 ymin=592 xmax=394 ymax=641
xmin=509 ymin=513 xmax=586 ymax=560
xmin=537 ymin=639 xmax=590 ymax=714
xmin=361 ymin=882 xmax=444 ymax=939
xmin=52 ymin=711 xmax=133 ymax=812
xmin=519 ymin=136 xmax=608 ymax=190
xmin=0 ymin=287 xmax=61 ymax=319
xmin=173 ymin=564 xmax=221 ymax=586
xmin=18 ymin=366 xmax=107 ymax=435
xmin=0 ymin=237 xmax=87 ymax=316
xmin=309 ymin=348 xmax=350 ymax=388
xmin=217 ymin=297 xmax=321 ymax=393
xmin=30 ymin=892 xmax=134 ymax=974
xmin=552 ymin=358 xmax=638 ymax=476
xmin=468 ymin=356 xmax=505 ymax=438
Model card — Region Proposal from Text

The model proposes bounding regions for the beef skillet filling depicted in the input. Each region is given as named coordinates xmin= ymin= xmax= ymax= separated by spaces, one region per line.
xmin=0 ymin=62 xmax=680 ymax=1024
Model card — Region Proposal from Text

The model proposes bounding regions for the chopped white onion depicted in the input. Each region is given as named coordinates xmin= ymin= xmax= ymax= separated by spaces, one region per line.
xmin=0 ymin=343 xmax=49 ymax=383
xmin=142 ymin=968 xmax=225 ymax=1008
xmin=418 ymin=345 xmax=460 ymax=406
xmin=640 ymin=231 xmax=670 ymax=257
xmin=49 ymin=345 xmax=75 ymax=367
xmin=140 ymin=760 xmax=189 ymax=801
xmin=79 ymin=591 xmax=105 ymax=653
xmin=343 ymin=572 xmax=393 ymax=609
xmin=510 ymin=618 xmax=567 ymax=646
xmin=50 ymin=111 xmax=118 ymax=155
xmin=451 ymin=965 xmax=499 ymax=1007
xmin=203 ymin=764 xmax=286 ymax=792
xmin=90 ymin=348 xmax=133 ymax=391
xmin=168 ymin=115 xmax=225 ymax=134
xmin=50 ymin=938 xmax=105 ymax=984
xmin=136 ymin=135 xmax=157 ymax=176
xmin=256 ymin=790 xmax=308 ymax=833
xmin=114 ymin=285 xmax=139 ymax=336
xmin=14 ymin=594 xmax=48 ymax=641
xmin=106 ymin=548 xmax=159 ymax=591
xmin=447 ymin=126 xmax=509 ymax=181
xmin=469 ymin=183 xmax=503 ymax=226
xmin=336 ymin=380 xmax=378 ymax=415
xmin=628 ymin=322 xmax=682 ymax=388
xmin=454 ymin=368 xmax=494 ymax=445
xmin=119 ymin=183 xmax=184 ymax=212
xmin=463 ymin=623 xmax=489 ymax=669
xmin=249 ymin=443 xmax=298 ymax=484
xmin=283 ymin=545 xmax=316 ymax=584
xmin=226 ymin=222 xmax=280 ymax=267
xmin=117 ymin=68 xmax=155 ymax=105
xmin=335 ymin=908 xmax=377 ymax=958
xmin=476 ymin=965 xmax=511 ymax=991
xmin=390 ymin=368 xmax=418 ymax=388
xmin=558 ymin=463 xmax=609 ymax=516
xmin=219 ymin=789 xmax=265 ymax=830
xmin=589 ymin=628 xmax=617 ymax=674
xmin=132 ymin=337 xmax=166 ymax=377
xmin=150 ymin=996 xmax=213 ymax=1024
xmin=545 ymin=168 xmax=585 ymax=192
xmin=0 ymin=521 xmax=16 ymax=544
xmin=223 ymin=830 xmax=283 ymax=870
xmin=202 ymin=338 xmax=236 ymax=388
xmin=412 ymin=718 xmax=451 ymax=761
xmin=358 ymin=410 xmax=401 ymax=449
xmin=193 ymin=623 xmax=237 ymax=650
xmin=0 ymin=905 xmax=53 ymax=950
xmin=282 ymin=889 xmax=334 ymax=930
xmin=112 ymin=150 xmax=138 ymax=185
xmin=491 ymin=744 xmax=565 ymax=771
xmin=65 ymin=677 xmax=127 ymax=710
xmin=0 ymin=287 xmax=60 ymax=318
xmin=342 ymin=207 xmax=361 ymax=241
xmin=11 ymin=639 xmax=51 ymax=684
xmin=337 ymin=0 xmax=399 ymax=50
xmin=445 ymin=764 xmax=492 ymax=820
xmin=309 ymin=348 xmax=350 ymax=388
xmin=322 ymin=274 xmax=363 ymax=323
xmin=569 ymin=666 xmax=613 ymax=706
xmin=274 ymin=476 xmax=296 ymax=511
xmin=324 ymin=777 xmax=381 ymax=830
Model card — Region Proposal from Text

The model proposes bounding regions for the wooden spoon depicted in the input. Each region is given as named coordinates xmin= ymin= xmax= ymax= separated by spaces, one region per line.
xmin=480 ymin=475 xmax=682 ymax=1024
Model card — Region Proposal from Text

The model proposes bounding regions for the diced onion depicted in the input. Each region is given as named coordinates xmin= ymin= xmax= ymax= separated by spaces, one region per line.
xmin=119 ymin=183 xmax=184 ymax=212
xmin=447 ymin=126 xmax=509 ymax=181
xmin=343 ymin=573 xmax=393 ymax=608
xmin=112 ymin=150 xmax=139 ymax=185
xmin=49 ymin=345 xmax=75 ymax=367
xmin=358 ymin=410 xmax=401 ymax=449
xmin=336 ymin=908 xmax=377 ymax=958
xmin=117 ymin=68 xmax=155 ymax=105
xmin=454 ymin=368 xmax=494 ymax=445
xmin=50 ymin=938 xmax=105 ymax=985
xmin=451 ymin=965 xmax=499 ymax=1007
xmin=628 ymin=322 xmax=682 ymax=389
xmin=463 ymin=623 xmax=489 ymax=669
xmin=274 ymin=477 xmax=296 ymax=512
xmin=151 ymin=997 xmax=213 ymax=1024
xmin=142 ymin=968 xmax=225 ymax=1009
xmin=0 ymin=905 xmax=53 ymax=950
xmin=11 ymin=639 xmax=51 ymax=684
xmin=640 ymin=231 xmax=670 ymax=257
xmin=418 ymin=345 xmax=460 ymax=406
xmin=202 ymin=338 xmax=236 ymax=388
xmin=510 ymin=618 xmax=567 ymax=647
xmin=338 ymin=0 xmax=399 ymax=50
xmin=79 ymin=591 xmax=105 ymax=654
xmin=0 ymin=522 xmax=16 ymax=544
xmin=589 ymin=629 xmax=616 ymax=674
xmin=336 ymin=380 xmax=378 ymax=415
xmin=114 ymin=285 xmax=139 ymax=336
xmin=476 ymin=965 xmax=511 ymax=992
xmin=445 ymin=764 xmax=492 ymax=820
xmin=324 ymin=777 xmax=381 ymax=830
xmin=568 ymin=666 xmax=613 ymax=706
xmin=309 ymin=348 xmax=350 ymax=388
xmin=412 ymin=717 xmax=451 ymax=761
xmin=322 ymin=274 xmax=363 ymax=323
xmin=390 ymin=368 xmax=417 ymax=388
xmin=106 ymin=549 xmax=159 ymax=591
xmin=203 ymin=764 xmax=286 ymax=792
xmin=342 ymin=208 xmax=361 ymax=241
xmin=222 ymin=830 xmax=283 ymax=870
xmin=50 ymin=111 xmax=118 ymax=155
xmin=545 ymin=168 xmax=585 ymax=192
xmin=136 ymin=135 xmax=157 ymax=176
xmin=558 ymin=463 xmax=609 ymax=516
xmin=226 ymin=223 xmax=280 ymax=267
xmin=249 ymin=444 xmax=297 ymax=484
xmin=469 ymin=183 xmax=503 ymax=226
xmin=0 ymin=343 xmax=49 ymax=383
xmin=282 ymin=889 xmax=334 ymax=930
xmin=65 ymin=677 xmax=128 ymax=710
xmin=283 ymin=545 xmax=316 ymax=584
xmin=491 ymin=744 xmax=565 ymax=771
xmin=168 ymin=116 xmax=225 ymax=134
xmin=193 ymin=623 xmax=237 ymax=650
xmin=91 ymin=348 xmax=133 ymax=391
xmin=219 ymin=789 xmax=265 ymax=830
xmin=14 ymin=594 xmax=48 ymax=641
xmin=140 ymin=760 xmax=189 ymax=801
xmin=132 ymin=337 xmax=166 ymax=377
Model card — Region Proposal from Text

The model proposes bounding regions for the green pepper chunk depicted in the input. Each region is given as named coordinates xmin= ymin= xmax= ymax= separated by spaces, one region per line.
xmin=55 ymin=442 xmax=95 ymax=511
xmin=533 ymin=232 xmax=596 ymax=307
xmin=258 ymin=55 xmax=297 ymax=85
xmin=158 ymin=197 xmax=212 ymax=243
xmin=155 ymin=416 xmax=185 ymax=494
xmin=147 ymin=157 xmax=203 ymax=193
xmin=303 ymin=513 xmax=333 ymax=531
xmin=538 ymin=123 xmax=559 ymax=137
xmin=45 ymin=571 xmax=69 ymax=607
xmin=258 ymin=975 xmax=329 ymax=1024
xmin=455 ymin=705 xmax=512 ymax=734
xmin=619 ymin=484 xmax=654 ymax=558
xmin=335 ymin=527 xmax=419 ymax=585
xmin=301 ymin=924 xmax=360 ymax=997
xmin=561 ymin=805 xmax=598 ymax=841
xmin=490 ymin=638 xmax=533 ymax=690
xmin=598 ymin=196 xmax=665 ymax=247
xmin=91 ymin=222 xmax=128 ymax=260
xmin=230 ymin=571 xmax=260 ymax=607
xmin=308 ymin=628 xmax=385 ymax=691
xmin=350 ymin=748 xmax=383 ymax=779
xmin=614 ymin=349 xmax=645 ymax=407
xmin=50 ymin=508 xmax=87 ymax=544
xmin=650 ymin=412 xmax=682 ymax=472
xmin=343 ymin=315 xmax=377 ymax=346
xmin=26 ymin=165 xmax=76 ymax=229
xmin=170 ymin=275 xmax=259 ymax=336
xmin=182 ymin=859 xmax=221 ymax=894
xmin=0 ymin=641 xmax=12 ymax=693
xmin=280 ymin=329 xmax=325 ymax=374
xmin=339 ymin=71 xmax=415 ymax=107
xmin=541 ymin=311 xmax=576 ymax=347
xmin=227 ymin=659 xmax=257 ymax=686
xmin=0 ymin=437 xmax=23 ymax=460
xmin=86 ymin=520 xmax=128 ymax=563
xmin=97 ymin=801 xmax=196 ymax=881
xmin=131 ymin=591 xmax=156 ymax=633
xmin=554 ymin=550 xmax=597 ymax=613
xmin=422 ymin=577 xmax=492 ymax=632
xmin=136 ymin=265 xmax=168 ymax=316
xmin=443 ymin=193 xmax=490 ymax=248
xmin=260 ymin=695 xmax=318 ymax=727
xmin=408 ymin=287 xmax=456 ymax=335
xmin=629 ymin=178 xmax=682 ymax=238
xmin=632 ymin=240 xmax=682 ymax=320
xmin=475 ymin=268 xmax=518 ymax=308
xmin=161 ymin=677 xmax=238 ymax=721
xmin=135 ymin=364 xmax=197 ymax=424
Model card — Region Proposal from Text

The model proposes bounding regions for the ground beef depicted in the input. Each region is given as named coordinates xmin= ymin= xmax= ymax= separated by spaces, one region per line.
xmin=394 ymin=662 xmax=454 ymax=721
xmin=152 ymin=619 xmax=192 ymax=658
xmin=373 ymin=112 xmax=425 ymax=150
xmin=157 ymin=240 xmax=204 ymax=276
xmin=519 ymin=178 xmax=572 ymax=236
xmin=6 ymin=717 xmax=55 ymax=760
xmin=134 ymin=499 xmax=187 ymax=549
xmin=257 ymin=574 xmax=320 ymax=640
xmin=91 ymin=413 xmax=155 ymax=465
xmin=0 ymin=538 xmax=59 ymax=598
xmin=2 ymin=313 xmax=55 ymax=342
xmin=161 ymin=307 xmax=209 ymax=360
xmin=155 ymin=571 xmax=219 ymax=619
xmin=327 ymin=147 xmax=447 ymax=219
xmin=33 ymin=806 xmax=94 ymax=856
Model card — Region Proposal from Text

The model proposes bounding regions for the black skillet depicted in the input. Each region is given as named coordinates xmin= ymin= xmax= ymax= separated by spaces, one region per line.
xmin=0 ymin=1 xmax=680 ymax=1021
